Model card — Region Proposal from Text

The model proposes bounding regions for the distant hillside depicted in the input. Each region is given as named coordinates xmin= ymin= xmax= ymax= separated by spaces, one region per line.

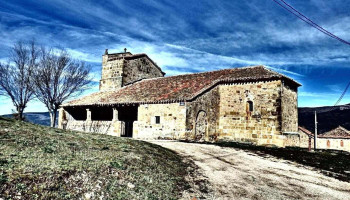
xmin=1 ymin=112 xmax=57 ymax=126
xmin=298 ymin=104 xmax=350 ymax=134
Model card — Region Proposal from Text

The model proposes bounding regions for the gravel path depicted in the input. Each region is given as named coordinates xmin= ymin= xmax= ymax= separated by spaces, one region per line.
xmin=150 ymin=140 xmax=350 ymax=200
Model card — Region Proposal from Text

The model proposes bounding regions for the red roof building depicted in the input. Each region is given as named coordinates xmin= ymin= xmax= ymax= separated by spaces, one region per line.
xmin=59 ymin=50 xmax=301 ymax=146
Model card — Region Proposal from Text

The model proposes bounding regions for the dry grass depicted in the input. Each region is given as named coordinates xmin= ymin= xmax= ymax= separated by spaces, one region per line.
xmin=0 ymin=117 xmax=189 ymax=199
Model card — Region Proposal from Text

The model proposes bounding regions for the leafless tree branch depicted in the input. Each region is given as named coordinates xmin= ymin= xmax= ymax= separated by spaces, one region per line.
xmin=0 ymin=41 xmax=38 ymax=120
xmin=31 ymin=47 xmax=92 ymax=127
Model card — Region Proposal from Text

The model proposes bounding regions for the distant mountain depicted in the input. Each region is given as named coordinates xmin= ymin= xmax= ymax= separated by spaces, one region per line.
xmin=299 ymin=104 xmax=350 ymax=134
xmin=1 ymin=112 xmax=57 ymax=127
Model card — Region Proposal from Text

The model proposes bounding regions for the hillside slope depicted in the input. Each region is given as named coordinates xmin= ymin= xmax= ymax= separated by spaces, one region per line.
xmin=299 ymin=104 xmax=350 ymax=134
xmin=0 ymin=117 xmax=189 ymax=199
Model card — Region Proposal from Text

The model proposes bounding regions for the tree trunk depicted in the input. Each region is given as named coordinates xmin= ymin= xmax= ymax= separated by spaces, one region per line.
xmin=16 ymin=106 xmax=25 ymax=120
xmin=49 ymin=109 xmax=58 ymax=127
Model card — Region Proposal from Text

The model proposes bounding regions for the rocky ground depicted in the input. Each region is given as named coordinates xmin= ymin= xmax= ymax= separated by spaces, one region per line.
xmin=151 ymin=140 xmax=350 ymax=200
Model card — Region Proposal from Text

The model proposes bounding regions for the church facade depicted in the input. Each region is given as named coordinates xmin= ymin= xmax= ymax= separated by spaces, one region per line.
xmin=58 ymin=50 xmax=301 ymax=147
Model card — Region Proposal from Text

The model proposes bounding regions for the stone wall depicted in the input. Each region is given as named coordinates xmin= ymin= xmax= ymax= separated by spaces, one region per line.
xmin=299 ymin=130 xmax=312 ymax=148
xmin=315 ymin=138 xmax=350 ymax=152
xmin=123 ymin=57 xmax=164 ymax=86
xmin=134 ymin=103 xmax=186 ymax=139
xmin=281 ymin=83 xmax=298 ymax=133
xmin=58 ymin=107 xmax=122 ymax=136
xmin=284 ymin=133 xmax=300 ymax=147
xmin=100 ymin=54 xmax=164 ymax=91
xmin=64 ymin=120 xmax=114 ymax=135
xmin=185 ymin=87 xmax=220 ymax=141
xmin=216 ymin=81 xmax=285 ymax=146
xmin=100 ymin=56 xmax=124 ymax=91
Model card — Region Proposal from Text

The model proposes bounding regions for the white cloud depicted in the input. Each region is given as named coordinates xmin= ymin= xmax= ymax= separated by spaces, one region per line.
xmin=66 ymin=49 xmax=101 ymax=63
xmin=299 ymin=92 xmax=325 ymax=97
xmin=265 ymin=65 xmax=304 ymax=77
xmin=1 ymin=0 xmax=349 ymax=112
xmin=326 ymin=84 xmax=343 ymax=93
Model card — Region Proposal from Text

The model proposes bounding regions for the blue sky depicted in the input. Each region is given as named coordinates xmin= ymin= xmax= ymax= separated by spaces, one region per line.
xmin=0 ymin=0 xmax=349 ymax=114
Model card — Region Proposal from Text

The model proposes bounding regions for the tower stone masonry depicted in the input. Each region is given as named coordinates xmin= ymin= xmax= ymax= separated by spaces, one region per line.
xmin=99 ymin=49 xmax=165 ymax=91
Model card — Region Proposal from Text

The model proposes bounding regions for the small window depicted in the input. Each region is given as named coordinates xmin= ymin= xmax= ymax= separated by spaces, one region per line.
xmin=155 ymin=116 xmax=160 ymax=124
xmin=247 ymin=101 xmax=253 ymax=112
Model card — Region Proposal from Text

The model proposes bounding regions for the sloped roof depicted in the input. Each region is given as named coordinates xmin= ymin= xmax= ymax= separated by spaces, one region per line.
xmin=63 ymin=65 xmax=301 ymax=107
xmin=322 ymin=126 xmax=350 ymax=138
xmin=298 ymin=126 xmax=350 ymax=139
xmin=298 ymin=126 xmax=314 ymax=137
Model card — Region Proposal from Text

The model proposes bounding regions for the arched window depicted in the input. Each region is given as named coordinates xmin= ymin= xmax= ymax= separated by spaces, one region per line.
xmin=247 ymin=101 xmax=253 ymax=112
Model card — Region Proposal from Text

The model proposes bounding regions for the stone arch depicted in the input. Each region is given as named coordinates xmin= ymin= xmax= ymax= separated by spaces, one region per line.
xmin=246 ymin=100 xmax=254 ymax=120
xmin=195 ymin=110 xmax=207 ymax=141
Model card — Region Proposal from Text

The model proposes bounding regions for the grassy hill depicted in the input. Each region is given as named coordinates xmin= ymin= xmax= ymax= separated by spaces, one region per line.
xmin=299 ymin=104 xmax=350 ymax=134
xmin=0 ymin=117 xmax=189 ymax=199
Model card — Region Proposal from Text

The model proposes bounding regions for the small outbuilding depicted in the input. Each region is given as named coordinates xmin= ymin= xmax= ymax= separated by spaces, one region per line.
xmin=298 ymin=126 xmax=350 ymax=151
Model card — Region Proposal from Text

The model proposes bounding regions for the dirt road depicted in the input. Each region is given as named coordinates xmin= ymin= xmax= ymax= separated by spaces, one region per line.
xmin=150 ymin=140 xmax=350 ymax=200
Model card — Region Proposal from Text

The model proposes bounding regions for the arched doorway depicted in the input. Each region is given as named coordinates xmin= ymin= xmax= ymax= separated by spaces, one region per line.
xmin=195 ymin=111 xmax=207 ymax=141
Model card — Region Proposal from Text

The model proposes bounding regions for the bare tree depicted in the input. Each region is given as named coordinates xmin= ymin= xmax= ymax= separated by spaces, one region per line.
xmin=0 ymin=71 xmax=5 ymax=97
xmin=0 ymin=67 xmax=5 ymax=98
xmin=0 ymin=68 xmax=5 ymax=97
xmin=0 ymin=41 xmax=38 ymax=120
xmin=31 ymin=48 xmax=92 ymax=127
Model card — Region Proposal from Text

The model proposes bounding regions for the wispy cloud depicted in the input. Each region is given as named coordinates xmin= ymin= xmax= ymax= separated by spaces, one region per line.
xmin=299 ymin=92 xmax=334 ymax=98
xmin=326 ymin=84 xmax=344 ymax=93
xmin=0 ymin=0 xmax=349 ymax=114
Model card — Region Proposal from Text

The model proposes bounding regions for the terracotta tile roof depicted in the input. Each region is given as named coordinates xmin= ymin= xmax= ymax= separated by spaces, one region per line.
xmin=63 ymin=65 xmax=301 ymax=107
xmin=321 ymin=126 xmax=350 ymax=139
xmin=298 ymin=126 xmax=314 ymax=137
xmin=299 ymin=126 xmax=350 ymax=139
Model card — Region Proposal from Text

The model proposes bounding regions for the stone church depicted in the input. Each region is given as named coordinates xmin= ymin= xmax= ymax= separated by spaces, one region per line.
xmin=58 ymin=49 xmax=301 ymax=147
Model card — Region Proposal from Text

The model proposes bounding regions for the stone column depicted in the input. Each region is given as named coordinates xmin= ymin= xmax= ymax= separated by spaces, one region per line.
xmin=112 ymin=108 xmax=121 ymax=137
xmin=58 ymin=108 xmax=64 ymax=129
xmin=86 ymin=108 xmax=92 ymax=121
xmin=112 ymin=108 xmax=119 ymax=121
